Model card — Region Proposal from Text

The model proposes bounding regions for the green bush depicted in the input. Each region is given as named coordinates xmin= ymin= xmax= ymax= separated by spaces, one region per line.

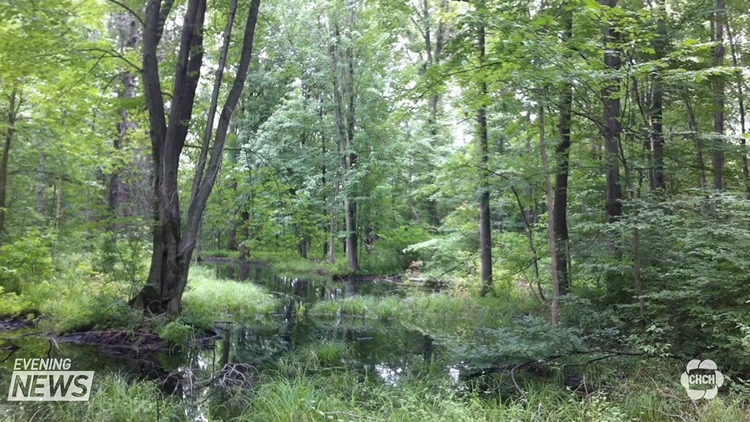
xmin=573 ymin=193 xmax=750 ymax=373
xmin=0 ymin=231 xmax=54 ymax=293
xmin=159 ymin=320 xmax=193 ymax=351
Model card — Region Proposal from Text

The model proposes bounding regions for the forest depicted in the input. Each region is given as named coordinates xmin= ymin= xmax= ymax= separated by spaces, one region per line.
xmin=1 ymin=0 xmax=750 ymax=420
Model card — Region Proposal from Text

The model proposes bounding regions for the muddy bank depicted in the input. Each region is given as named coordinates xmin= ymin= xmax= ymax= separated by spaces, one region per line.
xmin=0 ymin=316 xmax=35 ymax=332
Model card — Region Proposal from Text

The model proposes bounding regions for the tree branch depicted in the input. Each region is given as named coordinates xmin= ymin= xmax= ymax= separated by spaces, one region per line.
xmin=105 ymin=0 xmax=144 ymax=26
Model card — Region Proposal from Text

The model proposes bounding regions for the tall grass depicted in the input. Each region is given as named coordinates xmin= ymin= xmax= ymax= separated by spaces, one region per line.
xmin=1 ymin=373 xmax=184 ymax=422
xmin=181 ymin=266 xmax=279 ymax=329
xmin=231 ymin=367 xmax=748 ymax=422
xmin=309 ymin=291 xmax=540 ymax=330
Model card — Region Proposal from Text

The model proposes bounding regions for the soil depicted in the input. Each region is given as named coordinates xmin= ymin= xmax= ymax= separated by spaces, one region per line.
xmin=0 ymin=317 xmax=35 ymax=332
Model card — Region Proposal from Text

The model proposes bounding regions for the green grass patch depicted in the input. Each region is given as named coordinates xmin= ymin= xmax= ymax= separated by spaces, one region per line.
xmin=298 ymin=340 xmax=351 ymax=368
xmin=309 ymin=290 xmax=540 ymax=328
xmin=181 ymin=266 xmax=279 ymax=330
xmin=229 ymin=363 xmax=750 ymax=422
xmin=200 ymin=249 xmax=240 ymax=259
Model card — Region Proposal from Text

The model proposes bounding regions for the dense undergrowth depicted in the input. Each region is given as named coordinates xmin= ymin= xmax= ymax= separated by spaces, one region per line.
xmin=3 ymin=203 xmax=750 ymax=421
xmin=1 ymin=258 xmax=749 ymax=421
xmin=3 ymin=351 xmax=748 ymax=421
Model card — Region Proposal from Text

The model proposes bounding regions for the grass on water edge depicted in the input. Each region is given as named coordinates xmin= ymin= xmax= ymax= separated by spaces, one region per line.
xmin=0 ymin=262 xmax=279 ymax=342
xmin=3 ymin=361 xmax=748 ymax=422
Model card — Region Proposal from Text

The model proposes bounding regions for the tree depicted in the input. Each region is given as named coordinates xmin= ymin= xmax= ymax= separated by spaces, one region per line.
xmin=712 ymin=0 xmax=725 ymax=190
xmin=552 ymin=2 xmax=573 ymax=295
xmin=601 ymin=0 xmax=623 ymax=222
xmin=476 ymin=1 xmax=492 ymax=295
xmin=328 ymin=9 xmax=360 ymax=272
xmin=129 ymin=0 xmax=262 ymax=316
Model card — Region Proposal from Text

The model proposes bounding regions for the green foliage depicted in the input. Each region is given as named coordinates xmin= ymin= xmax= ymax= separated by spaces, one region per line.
xmin=159 ymin=320 xmax=194 ymax=351
xmin=0 ymin=286 xmax=34 ymax=317
xmin=0 ymin=232 xmax=54 ymax=293
xmin=362 ymin=226 xmax=432 ymax=274
xmin=0 ymin=252 xmax=142 ymax=332
xmin=573 ymin=193 xmax=750 ymax=372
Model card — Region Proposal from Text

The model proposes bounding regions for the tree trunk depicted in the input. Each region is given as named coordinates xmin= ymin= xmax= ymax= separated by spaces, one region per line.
xmin=228 ymin=181 xmax=239 ymax=251
xmin=329 ymin=19 xmax=359 ymax=272
xmin=477 ymin=11 xmax=492 ymax=295
xmin=421 ymin=0 xmax=446 ymax=228
xmin=649 ymin=0 xmax=666 ymax=190
xmin=726 ymin=23 xmax=750 ymax=197
xmin=540 ymin=106 xmax=560 ymax=325
xmin=601 ymin=0 xmax=622 ymax=222
xmin=106 ymin=12 xmax=140 ymax=264
xmin=36 ymin=152 xmax=46 ymax=218
xmin=132 ymin=0 xmax=261 ymax=317
xmin=685 ymin=96 xmax=707 ymax=188
xmin=712 ymin=0 xmax=725 ymax=190
xmin=0 ymin=88 xmax=19 ymax=245
xmin=553 ymin=6 xmax=573 ymax=295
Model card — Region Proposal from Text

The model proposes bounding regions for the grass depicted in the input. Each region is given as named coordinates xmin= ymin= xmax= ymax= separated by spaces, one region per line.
xmin=309 ymin=290 xmax=540 ymax=330
xmin=300 ymin=340 xmax=351 ymax=367
xmin=3 ymin=359 xmax=746 ymax=422
xmin=181 ymin=265 xmax=279 ymax=329
xmin=1 ymin=373 xmax=185 ymax=422
xmin=232 ymin=364 xmax=750 ymax=422
xmin=0 ymin=258 xmax=280 ymax=336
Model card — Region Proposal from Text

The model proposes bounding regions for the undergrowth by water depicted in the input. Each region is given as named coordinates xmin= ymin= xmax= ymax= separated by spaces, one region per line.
xmin=3 ymin=361 xmax=747 ymax=422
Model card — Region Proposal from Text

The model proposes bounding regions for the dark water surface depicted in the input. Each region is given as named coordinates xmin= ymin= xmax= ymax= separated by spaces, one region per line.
xmin=0 ymin=262 xmax=450 ymax=418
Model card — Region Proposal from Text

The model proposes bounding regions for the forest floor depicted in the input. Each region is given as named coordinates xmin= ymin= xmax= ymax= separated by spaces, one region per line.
xmin=1 ymin=257 xmax=749 ymax=421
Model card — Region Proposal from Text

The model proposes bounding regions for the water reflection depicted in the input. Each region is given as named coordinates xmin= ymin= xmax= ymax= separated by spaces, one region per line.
xmin=1 ymin=261 xmax=453 ymax=421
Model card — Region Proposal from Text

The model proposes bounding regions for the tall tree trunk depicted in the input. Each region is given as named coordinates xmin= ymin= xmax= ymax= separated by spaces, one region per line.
xmin=36 ymin=152 xmax=46 ymax=218
xmin=540 ymin=106 xmax=560 ymax=324
xmin=54 ymin=182 xmax=63 ymax=231
xmin=477 ymin=11 xmax=492 ymax=295
xmin=684 ymin=96 xmax=707 ymax=188
xmin=132 ymin=0 xmax=261 ymax=317
xmin=712 ymin=0 xmax=725 ymax=190
xmin=106 ymin=12 xmax=140 ymax=264
xmin=421 ymin=0 xmax=446 ymax=228
xmin=329 ymin=19 xmax=359 ymax=272
xmin=601 ymin=0 xmax=622 ymax=222
xmin=0 ymin=88 xmax=19 ymax=245
xmin=649 ymin=0 xmax=666 ymax=190
xmin=726 ymin=23 xmax=750 ymax=197
xmin=553 ymin=5 xmax=573 ymax=295
xmin=344 ymin=37 xmax=359 ymax=272
xmin=227 ymin=182 xmax=238 ymax=251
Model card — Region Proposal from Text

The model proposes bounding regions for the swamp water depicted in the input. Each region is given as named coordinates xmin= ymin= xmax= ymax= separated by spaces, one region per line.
xmin=0 ymin=262 xmax=466 ymax=420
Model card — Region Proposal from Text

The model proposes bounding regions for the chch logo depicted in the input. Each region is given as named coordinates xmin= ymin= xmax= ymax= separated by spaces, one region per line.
xmin=680 ymin=359 xmax=724 ymax=400
xmin=6 ymin=358 xmax=94 ymax=402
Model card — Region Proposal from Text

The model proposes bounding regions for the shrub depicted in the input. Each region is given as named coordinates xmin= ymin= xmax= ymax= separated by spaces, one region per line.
xmin=0 ymin=231 xmax=54 ymax=293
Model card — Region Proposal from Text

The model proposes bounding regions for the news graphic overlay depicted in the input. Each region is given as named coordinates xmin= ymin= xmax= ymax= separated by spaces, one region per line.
xmin=7 ymin=358 xmax=94 ymax=402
